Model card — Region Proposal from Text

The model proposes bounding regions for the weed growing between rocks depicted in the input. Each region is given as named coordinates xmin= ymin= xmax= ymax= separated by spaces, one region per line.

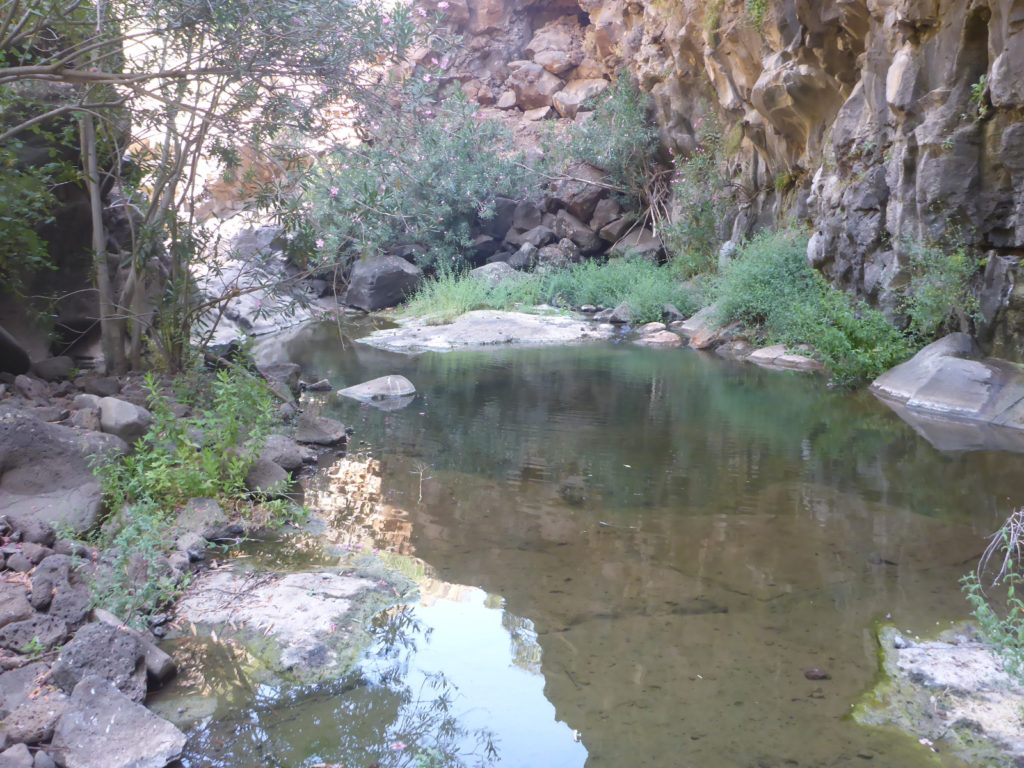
xmin=402 ymin=258 xmax=699 ymax=326
xmin=713 ymin=231 xmax=913 ymax=386
xmin=962 ymin=508 xmax=1024 ymax=685
xmin=89 ymin=367 xmax=295 ymax=624
xmin=901 ymin=238 xmax=982 ymax=341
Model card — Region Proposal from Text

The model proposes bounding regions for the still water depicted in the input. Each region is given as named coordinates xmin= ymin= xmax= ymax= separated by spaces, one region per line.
xmin=161 ymin=321 xmax=1024 ymax=767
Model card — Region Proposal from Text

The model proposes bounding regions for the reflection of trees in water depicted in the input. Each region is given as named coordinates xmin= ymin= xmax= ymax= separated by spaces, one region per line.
xmin=179 ymin=604 xmax=498 ymax=768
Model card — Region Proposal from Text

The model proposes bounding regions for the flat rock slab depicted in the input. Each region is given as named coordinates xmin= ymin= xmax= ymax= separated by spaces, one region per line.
xmin=746 ymin=344 xmax=825 ymax=372
xmin=871 ymin=333 xmax=1024 ymax=450
xmin=50 ymin=676 xmax=186 ymax=768
xmin=856 ymin=626 xmax=1024 ymax=766
xmin=175 ymin=568 xmax=398 ymax=682
xmin=358 ymin=310 xmax=614 ymax=353
xmin=337 ymin=375 xmax=416 ymax=406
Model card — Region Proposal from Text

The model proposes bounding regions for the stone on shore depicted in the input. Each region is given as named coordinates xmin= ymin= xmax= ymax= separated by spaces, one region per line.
xmin=50 ymin=676 xmax=186 ymax=768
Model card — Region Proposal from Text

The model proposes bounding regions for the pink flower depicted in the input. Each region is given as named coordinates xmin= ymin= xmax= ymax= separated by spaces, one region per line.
xmin=316 ymin=238 xmax=325 ymax=248
xmin=416 ymin=6 xmax=427 ymax=16
xmin=382 ymin=14 xmax=392 ymax=24
xmin=423 ymin=73 xmax=431 ymax=82
xmin=438 ymin=0 xmax=449 ymax=8
xmin=330 ymin=186 xmax=339 ymax=197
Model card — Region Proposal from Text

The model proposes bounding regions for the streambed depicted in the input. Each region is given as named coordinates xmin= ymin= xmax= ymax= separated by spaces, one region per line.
xmin=153 ymin=321 xmax=1024 ymax=767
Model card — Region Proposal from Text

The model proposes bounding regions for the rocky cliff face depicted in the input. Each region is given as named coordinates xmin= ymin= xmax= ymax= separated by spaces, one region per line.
xmin=438 ymin=0 xmax=1024 ymax=357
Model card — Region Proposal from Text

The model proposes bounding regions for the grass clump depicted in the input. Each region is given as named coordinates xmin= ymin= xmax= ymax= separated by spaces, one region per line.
xmin=902 ymin=238 xmax=981 ymax=340
xmin=90 ymin=367 xmax=289 ymax=624
xmin=713 ymin=231 xmax=913 ymax=386
xmin=402 ymin=258 xmax=699 ymax=326
xmin=962 ymin=508 xmax=1024 ymax=685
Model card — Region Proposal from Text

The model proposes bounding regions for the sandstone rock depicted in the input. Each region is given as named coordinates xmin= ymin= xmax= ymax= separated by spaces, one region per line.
xmin=495 ymin=90 xmax=517 ymax=109
xmin=507 ymin=62 xmax=564 ymax=111
xmin=50 ymin=676 xmax=186 ymax=768
xmin=345 ymin=256 xmax=423 ymax=312
xmin=635 ymin=329 xmax=683 ymax=347
xmin=51 ymin=623 xmax=147 ymax=703
xmin=522 ymin=105 xmax=553 ymax=121
xmin=293 ymin=414 xmax=347 ymax=446
xmin=98 ymin=397 xmax=153 ymax=444
xmin=552 ymin=78 xmax=608 ymax=118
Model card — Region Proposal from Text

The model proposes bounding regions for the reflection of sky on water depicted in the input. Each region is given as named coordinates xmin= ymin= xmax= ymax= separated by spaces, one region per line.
xmin=363 ymin=588 xmax=587 ymax=768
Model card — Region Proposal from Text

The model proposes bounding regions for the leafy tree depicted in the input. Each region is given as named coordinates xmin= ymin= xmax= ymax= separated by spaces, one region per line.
xmin=0 ymin=0 xmax=421 ymax=370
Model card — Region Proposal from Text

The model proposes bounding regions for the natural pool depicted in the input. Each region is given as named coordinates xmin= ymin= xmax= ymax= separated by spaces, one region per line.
xmin=155 ymin=321 xmax=1024 ymax=767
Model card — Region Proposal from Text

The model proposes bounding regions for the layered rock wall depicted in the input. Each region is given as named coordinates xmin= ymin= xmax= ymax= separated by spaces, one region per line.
xmin=441 ymin=0 xmax=1024 ymax=357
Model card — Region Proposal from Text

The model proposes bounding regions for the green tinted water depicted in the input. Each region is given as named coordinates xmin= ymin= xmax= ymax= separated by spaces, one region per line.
xmin=165 ymin=322 xmax=1024 ymax=767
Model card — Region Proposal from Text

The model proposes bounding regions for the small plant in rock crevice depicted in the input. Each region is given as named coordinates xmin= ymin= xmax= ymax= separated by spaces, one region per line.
xmin=900 ymin=238 xmax=982 ymax=341
xmin=962 ymin=508 xmax=1024 ymax=686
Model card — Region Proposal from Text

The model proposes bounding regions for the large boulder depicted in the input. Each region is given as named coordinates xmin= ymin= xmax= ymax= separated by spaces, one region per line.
xmin=97 ymin=397 xmax=153 ymax=444
xmin=552 ymin=78 xmax=609 ymax=119
xmin=526 ymin=16 xmax=584 ymax=75
xmin=469 ymin=262 xmax=519 ymax=286
xmin=550 ymin=163 xmax=608 ymax=222
xmin=29 ymin=555 xmax=90 ymax=628
xmin=50 ymin=676 xmax=186 ymax=768
xmin=0 ymin=408 xmax=126 ymax=534
xmin=51 ymin=623 xmax=147 ymax=703
xmin=338 ymin=375 xmax=416 ymax=404
xmin=345 ymin=256 xmax=423 ymax=312
xmin=293 ymin=413 xmax=347 ymax=446
xmin=507 ymin=61 xmax=564 ymax=110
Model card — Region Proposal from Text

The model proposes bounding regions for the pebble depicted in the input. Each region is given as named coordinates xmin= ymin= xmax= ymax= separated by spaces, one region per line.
xmin=803 ymin=668 xmax=831 ymax=680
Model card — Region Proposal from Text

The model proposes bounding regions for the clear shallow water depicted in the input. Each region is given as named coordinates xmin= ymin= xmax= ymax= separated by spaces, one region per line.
xmin=162 ymin=322 xmax=1024 ymax=767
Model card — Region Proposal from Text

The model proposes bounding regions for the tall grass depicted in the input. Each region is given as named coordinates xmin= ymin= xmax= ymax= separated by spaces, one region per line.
xmin=713 ymin=231 xmax=913 ymax=386
xmin=402 ymin=258 xmax=699 ymax=325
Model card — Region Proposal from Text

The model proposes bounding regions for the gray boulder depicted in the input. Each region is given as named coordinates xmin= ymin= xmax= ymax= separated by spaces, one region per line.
xmin=29 ymin=556 xmax=90 ymax=628
xmin=0 ymin=616 xmax=68 ymax=653
xmin=338 ymin=376 xmax=416 ymax=404
xmin=244 ymin=459 xmax=291 ymax=496
xmin=293 ymin=414 xmax=347 ymax=446
xmin=2 ymin=691 xmax=67 ymax=745
xmin=50 ymin=676 xmax=186 ymax=768
xmin=51 ymin=623 xmax=147 ymax=703
xmin=0 ymin=744 xmax=32 ymax=768
xmin=258 ymin=362 xmax=301 ymax=399
xmin=0 ymin=409 xmax=126 ymax=535
xmin=258 ymin=434 xmax=312 ymax=472
xmin=345 ymin=256 xmax=423 ymax=312
xmin=507 ymin=243 xmax=538 ymax=271
xmin=0 ymin=583 xmax=33 ymax=630
xmin=469 ymin=262 xmax=519 ymax=287
xmin=609 ymin=301 xmax=632 ymax=324
xmin=30 ymin=357 xmax=74 ymax=382
xmin=0 ymin=663 xmax=49 ymax=714
xmin=98 ymin=397 xmax=153 ymax=444
xmin=551 ymin=162 xmax=607 ymax=221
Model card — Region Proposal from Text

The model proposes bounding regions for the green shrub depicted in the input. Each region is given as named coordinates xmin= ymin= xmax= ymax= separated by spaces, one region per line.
xmin=562 ymin=73 xmax=659 ymax=208
xmin=403 ymin=258 xmax=699 ymax=326
xmin=901 ymin=239 xmax=981 ymax=340
xmin=97 ymin=368 xmax=278 ymax=511
xmin=713 ymin=231 xmax=913 ymax=386
xmin=303 ymin=88 xmax=530 ymax=273
xmin=962 ymin=509 xmax=1024 ymax=685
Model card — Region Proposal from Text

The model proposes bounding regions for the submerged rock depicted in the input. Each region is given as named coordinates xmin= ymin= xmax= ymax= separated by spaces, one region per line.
xmin=337 ymin=375 xmax=416 ymax=406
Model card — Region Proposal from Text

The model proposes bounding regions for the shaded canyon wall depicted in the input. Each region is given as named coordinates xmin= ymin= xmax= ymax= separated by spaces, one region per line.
xmin=434 ymin=0 xmax=1024 ymax=358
